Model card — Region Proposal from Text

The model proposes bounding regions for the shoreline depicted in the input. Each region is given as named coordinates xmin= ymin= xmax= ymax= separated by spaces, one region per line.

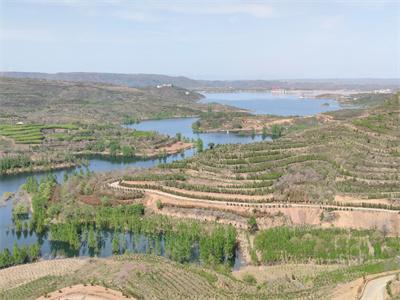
xmin=0 ymin=142 xmax=193 ymax=177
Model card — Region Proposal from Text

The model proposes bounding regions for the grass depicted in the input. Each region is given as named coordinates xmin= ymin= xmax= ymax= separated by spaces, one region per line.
xmin=132 ymin=130 xmax=156 ymax=138
xmin=352 ymin=114 xmax=389 ymax=133
xmin=254 ymin=227 xmax=400 ymax=264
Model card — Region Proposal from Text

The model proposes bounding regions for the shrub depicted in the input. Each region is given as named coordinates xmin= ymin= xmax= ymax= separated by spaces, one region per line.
xmin=242 ymin=273 xmax=257 ymax=284
xmin=156 ymin=200 xmax=163 ymax=210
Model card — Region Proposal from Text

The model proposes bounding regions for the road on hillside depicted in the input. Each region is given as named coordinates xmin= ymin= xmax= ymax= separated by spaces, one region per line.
xmin=109 ymin=181 xmax=399 ymax=214
xmin=360 ymin=274 xmax=395 ymax=300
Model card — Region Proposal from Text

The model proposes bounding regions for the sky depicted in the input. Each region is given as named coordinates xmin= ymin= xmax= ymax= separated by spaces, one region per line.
xmin=0 ymin=0 xmax=399 ymax=79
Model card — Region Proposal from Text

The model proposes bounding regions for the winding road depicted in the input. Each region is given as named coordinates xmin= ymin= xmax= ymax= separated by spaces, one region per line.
xmin=360 ymin=274 xmax=395 ymax=300
xmin=109 ymin=181 xmax=400 ymax=214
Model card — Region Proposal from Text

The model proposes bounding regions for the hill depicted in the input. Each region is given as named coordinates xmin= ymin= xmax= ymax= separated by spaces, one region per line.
xmin=0 ymin=76 xmax=236 ymax=175
xmin=0 ymin=76 xmax=233 ymax=124
xmin=116 ymin=93 xmax=400 ymax=233
xmin=2 ymin=254 xmax=400 ymax=299
xmin=2 ymin=71 xmax=399 ymax=91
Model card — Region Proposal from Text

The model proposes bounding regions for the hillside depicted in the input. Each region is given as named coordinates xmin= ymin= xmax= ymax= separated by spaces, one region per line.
xmin=2 ymin=72 xmax=399 ymax=91
xmin=115 ymin=93 xmax=400 ymax=233
xmin=0 ymin=76 xmax=232 ymax=124
xmin=0 ymin=76 xmax=222 ymax=174
xmin=2 ymin=253 xmax=400 ymax=299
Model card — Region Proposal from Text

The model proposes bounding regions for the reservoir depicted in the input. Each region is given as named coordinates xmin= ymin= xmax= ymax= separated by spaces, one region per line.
xmin=0 ymin=92 xmax=341 ymax=263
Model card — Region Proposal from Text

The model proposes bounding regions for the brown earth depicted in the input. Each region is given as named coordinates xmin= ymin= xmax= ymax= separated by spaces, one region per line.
xmin=0 ymin=258 xmax=89 ymax=291
xmin=334 ymin=195 xmax=399 ymax=207
xmin=111 ymin=182 xmax=400 ymax=235
xmin=233 ymin=264 xmax=340 ymax=284
xmin=36 ymin=284 xmax=134 ymax=300
xmin=137 ymin=141 xmax=192 ymax=157
xmin=330 ymin=270 xmax=400 ymax=300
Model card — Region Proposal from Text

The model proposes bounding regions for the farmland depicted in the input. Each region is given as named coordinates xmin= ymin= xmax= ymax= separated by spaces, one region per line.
xmin=2 ymin=254 xmax=400 ymax=299
xmin=0 ymin=78 xmax=399 ymax=299
xmin=116 ymin=93 xmax=400 ymax=211
xmin=0 ymin=124 xmax=79 ymax=144
xmin=0 ymin=122 xmax=192 ymax=175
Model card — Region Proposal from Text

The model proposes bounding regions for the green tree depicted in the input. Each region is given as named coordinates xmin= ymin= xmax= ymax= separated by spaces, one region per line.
xmin=156 ymin=200 xmax=163 ymax=210
xmin=112 ymin=231 xmax=120 ymax=254
xmin=262 ymin=127 xmax=268 ymax=140
xmin=271 ymin=125 xmax=283 ymax=139
xmin=88 ymin=226 xmax=96 ymax=250
xmin=0 ymin=249 xmax=13 ymax=268
xmin=121 ymin=146 xmax=134 ymax=157
xmin=196 ymin=138 xmax=204 ymax=153
xmin=109 ymin=141 xmax=120 ymax=156
xmin=63 ymin=172 xmax=69 ymax=183
xmin=28 ymin=243 xmax=41 ymax=261
xmin=247 ymin=216 xmax=258 ymax=233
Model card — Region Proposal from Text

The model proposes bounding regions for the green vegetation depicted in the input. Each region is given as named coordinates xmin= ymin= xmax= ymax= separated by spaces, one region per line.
xmin=131 ymin=94 xmax=400 ymax=204
xmin=353 ymin=114 xmax=389 ymax=133
xmin=196 ymin=138 xmax=204 ymax=152
xmin=29 ymin=175 xmax=57 ymax=234
xmin=0 ymin=124 xmax=78 ymax=144
xmin=242 ymin=273 xmax=257 ymax=284
xmin=0 ymin=243 xmax=40 ymax=269
xmin=0 ymin=76 xmax=240 ymax=175
xmin=247 ymin=216 xmax=258 ymax=233
xmin=254 ymin=226 xmax=400 ymax=264
xmin=0 ymin=155 xmax=32 ymax=174
xmin=16 ymin=172 xmax=238 ymax=267
xmin=192 ymin=111 xmax=250 ymax=132
xmin=271 ymin=124 xmax=283 ymax=139
xmin=0 ymin=122 xmax=187 ymax=175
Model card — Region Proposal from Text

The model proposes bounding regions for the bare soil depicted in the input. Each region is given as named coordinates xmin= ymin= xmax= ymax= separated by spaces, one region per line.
xmin=137 ymin=141 xmax=192 ymax=157
xmin=36 ymin=284 xmax=134 ymax=300
xmin=0 ymin=258 xmax=88 ymax=291
xmin=233 ymin=264 xmax=340 ymax=284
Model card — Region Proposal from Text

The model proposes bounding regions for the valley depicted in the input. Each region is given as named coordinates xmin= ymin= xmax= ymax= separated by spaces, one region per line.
xmin=1 ymin=84 xmax=399 ymax=299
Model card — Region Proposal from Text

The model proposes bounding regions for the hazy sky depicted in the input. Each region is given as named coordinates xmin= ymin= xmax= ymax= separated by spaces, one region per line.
xmin=0 ymin=0 xmax=399 ymax=79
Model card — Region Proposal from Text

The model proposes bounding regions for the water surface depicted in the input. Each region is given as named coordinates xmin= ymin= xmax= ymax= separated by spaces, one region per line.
xmin=201 ymin=92 xmax=340 ymax=116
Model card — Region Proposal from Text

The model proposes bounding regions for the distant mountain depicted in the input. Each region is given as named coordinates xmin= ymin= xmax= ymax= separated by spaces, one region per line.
xmin=1 ymin=71 xmax=399 ymax=91
xmin=0 ymin=72 xmax=200 ymax=89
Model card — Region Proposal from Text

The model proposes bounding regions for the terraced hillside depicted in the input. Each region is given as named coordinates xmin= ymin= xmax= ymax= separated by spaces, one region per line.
xmin=2 ymin=254 xmax=400 ymax=300
xmin=115 ymin=94 xmax=400 ymax=232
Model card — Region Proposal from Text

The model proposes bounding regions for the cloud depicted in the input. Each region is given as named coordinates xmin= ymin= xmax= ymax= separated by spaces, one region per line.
xmin=168 ymin=2 xmax=275 ymax=18
xmin=320 ymin=15 xmax=343 ymax=29
xmin=0 ymin=29 xmax=57 ymax=42
xmin=111 ymin=10 xmax=161 ymax=23
xmin=12 ymin=0 xmax=275 ymax=19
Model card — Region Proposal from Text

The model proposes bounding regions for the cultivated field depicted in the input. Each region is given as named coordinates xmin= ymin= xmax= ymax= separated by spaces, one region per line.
xmin=109 ymin=94 xmax=400 ymax=235
xmin=2 ymin=254 xmax=400 ymax=300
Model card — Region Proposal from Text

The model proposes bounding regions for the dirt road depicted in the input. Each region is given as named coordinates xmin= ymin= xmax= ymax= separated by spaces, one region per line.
xmin=109 ymin=181 xmax=400 ymax=214
xmin=360 ymin=274 xmax=395 ymax=300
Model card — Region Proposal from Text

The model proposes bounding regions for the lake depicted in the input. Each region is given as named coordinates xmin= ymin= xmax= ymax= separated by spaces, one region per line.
xmin=201 ymin=92 xmax=340 ymax=116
